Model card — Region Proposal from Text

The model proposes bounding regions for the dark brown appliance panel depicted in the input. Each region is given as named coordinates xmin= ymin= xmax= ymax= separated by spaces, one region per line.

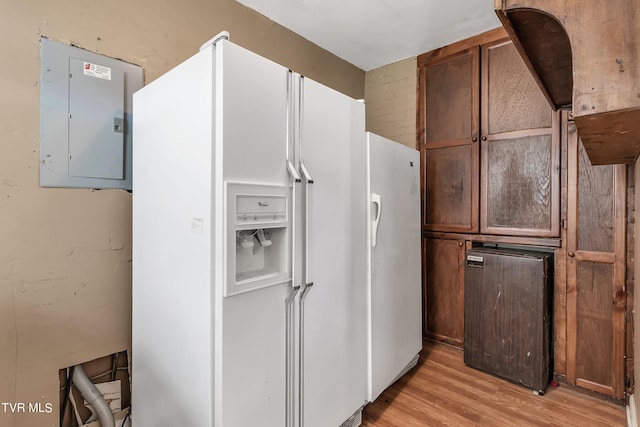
xmin=464 ymin=247 xmax=552 ymax=393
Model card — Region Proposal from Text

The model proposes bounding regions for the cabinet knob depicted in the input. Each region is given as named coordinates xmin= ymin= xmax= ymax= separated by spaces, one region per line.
xmin=471 ymin=137 xmax=478 ymax=142
xmin=459 ymin=241 xmax=463 ymax=246
xmin=481 ymin=136 xmax=487 ymax=141
xmin=568 ymin=251 xmax=575 ymax=257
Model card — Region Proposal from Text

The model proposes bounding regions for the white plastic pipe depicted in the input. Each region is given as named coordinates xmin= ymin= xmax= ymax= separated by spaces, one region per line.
xmin=72 ymin=365 xmax=115 ymax=427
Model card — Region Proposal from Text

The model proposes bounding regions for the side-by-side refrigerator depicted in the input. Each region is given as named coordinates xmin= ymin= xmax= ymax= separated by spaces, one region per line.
xmin=365 ymin=133 xmax=422 ymax=402
xmin=132 ymin=34 xmax=367 ymax=427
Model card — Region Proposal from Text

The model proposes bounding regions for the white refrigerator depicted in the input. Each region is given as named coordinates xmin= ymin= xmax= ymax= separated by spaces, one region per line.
xmin=132 ymin=34 xmax=367 ymax=427
xmin=366 ymin=133 xmax=422 ymax=402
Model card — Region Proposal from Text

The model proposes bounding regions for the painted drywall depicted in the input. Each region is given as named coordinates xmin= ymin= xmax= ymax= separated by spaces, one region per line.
xmin=364 ymin=57 xmax=417 ymax=149
xmin=0 ymin=1 xmax=363 ymax=426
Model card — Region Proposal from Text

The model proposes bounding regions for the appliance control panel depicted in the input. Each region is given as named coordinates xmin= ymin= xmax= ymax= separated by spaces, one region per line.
xmin=236 ymin=194 xmax=287 ymax=225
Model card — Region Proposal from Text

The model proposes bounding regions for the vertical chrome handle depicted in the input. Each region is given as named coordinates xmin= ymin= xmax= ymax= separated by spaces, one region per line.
xmin=300 ymin=161 xmax=314 ymax=287
xmin=300 ymin=162 xmax=313 ymax=184
xmin=287 ymin=161 xmax=301 ymax=292
xmin=298 ymin=75 xmax=304 ymax=161
xmin=371 ymin=193 xmax=382 ymax=247
xmin=286 ymin=70 xmax=294 ymax=162
xmin=287 ymin=161 xmax=301 ymax=183
xmin=285 ymin=71 xmax=301 ymax=427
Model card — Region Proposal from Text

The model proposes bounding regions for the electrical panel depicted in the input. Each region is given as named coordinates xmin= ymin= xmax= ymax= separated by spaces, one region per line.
xmin=40 ymin=37 xmax=143 ymax=189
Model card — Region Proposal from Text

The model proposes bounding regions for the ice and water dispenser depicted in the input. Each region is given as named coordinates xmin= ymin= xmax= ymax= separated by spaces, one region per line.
xmin=226 ymin=183 xmax=290 ymax=296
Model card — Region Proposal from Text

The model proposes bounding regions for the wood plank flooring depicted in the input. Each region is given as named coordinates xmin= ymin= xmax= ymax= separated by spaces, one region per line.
xmin=362 ymin=341 xmax=626 ymax=426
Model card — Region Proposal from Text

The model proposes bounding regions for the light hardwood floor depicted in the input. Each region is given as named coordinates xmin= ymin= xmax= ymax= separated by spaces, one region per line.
xmin=362 ymin=341 xmax=626 ymax=426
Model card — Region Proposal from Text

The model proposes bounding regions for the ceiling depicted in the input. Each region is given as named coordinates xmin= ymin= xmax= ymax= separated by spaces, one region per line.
xmin=235 ymin=0 xmax=501 ymax=71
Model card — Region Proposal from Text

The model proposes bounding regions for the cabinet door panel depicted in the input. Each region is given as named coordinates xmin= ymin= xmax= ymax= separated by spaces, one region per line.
xmin=577 ymin=142 xmax=614 ymax=253
xmin=480 ymin=39 xmax=559 ymax=237
xmin=486 ymin=41 xmax=552 ymax=134
xmin=419 ymin=47 xmax=479 ymax=232
xmin=424 ymin=237 xmax=465 ymax=347
xmin=425 ymin=49 xmax=477 ymax=144
xmin=576 ymin=261 xmax=614 ymax=387
xmin=484 ymin=135 xmax=553 ymax=232
xmin=567 ymin=122 xmax=626 ymax=399
xmin=424 ymin=145 xmax=477 ymax=232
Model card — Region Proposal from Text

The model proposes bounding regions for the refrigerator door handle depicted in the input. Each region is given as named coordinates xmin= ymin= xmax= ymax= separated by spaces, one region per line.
xmin=287 ymin=160 xmax=302 ymax=183
xmin=300 ymin=161 xmax=314 ymax=287
xmin=300 ymin=161 xmax=313 ymax=183
xmin=371 ymin=193 xmax=382 ymax=247
xmin=287 ymin=161 xmax=302 ymax=292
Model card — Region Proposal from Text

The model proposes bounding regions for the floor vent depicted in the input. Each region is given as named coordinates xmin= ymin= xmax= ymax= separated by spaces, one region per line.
xmin=340 ymin=407 xmax=363 ymax=427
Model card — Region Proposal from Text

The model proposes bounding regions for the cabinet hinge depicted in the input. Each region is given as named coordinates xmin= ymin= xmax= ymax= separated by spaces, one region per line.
xmin=626 ymin=376 xmax=631 ymax=389
xmin=561 ymin=219 xmax=567 ymax=229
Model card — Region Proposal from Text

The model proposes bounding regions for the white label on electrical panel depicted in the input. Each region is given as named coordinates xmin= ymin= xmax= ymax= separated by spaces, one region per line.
xmin=83 ymin=62 xmax=112 ymax=80
xmin=191 ymin=218 xmax=203 ymax=234
xmin=467 ymin=255 xmax=483 ymax=262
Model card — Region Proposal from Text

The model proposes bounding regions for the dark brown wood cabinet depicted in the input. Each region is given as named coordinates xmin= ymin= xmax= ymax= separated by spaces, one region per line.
xmin=565 ymin=121 xmax=627 ymax=399
xmin=419 ymin=29 xmax=633 ymax=400
xmin=423 ymin=237 xmax=469 ymax=347
xmin=418 ymin=32 xmax=559 ymax=238
xmin=480 ymin=39 xmax=560 ymax=237
xmin=419 ymin=46 xmax=479 ymax=233
xmin=419 ymin=29 xmax=560 ymax=348
xmin=495 ymin=0 xmax=640 ymax=165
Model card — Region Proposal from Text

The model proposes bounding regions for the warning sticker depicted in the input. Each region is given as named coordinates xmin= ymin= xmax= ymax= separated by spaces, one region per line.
xmin=83 ymin=62 xmax=112 ymax=80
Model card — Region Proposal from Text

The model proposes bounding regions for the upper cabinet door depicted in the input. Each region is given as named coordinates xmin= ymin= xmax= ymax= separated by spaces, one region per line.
xmin=480 ymin=40 xmax=560 ymax=237
xmin=419 ymin=47 xmax=480 ymax=233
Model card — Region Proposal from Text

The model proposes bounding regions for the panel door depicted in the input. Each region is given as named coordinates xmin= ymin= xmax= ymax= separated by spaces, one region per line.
xmin=368 ymin=134 xmax=422 ymax=401
xmin=69 ymin=57 xmax=125 ymax=179
xmin=480 ymin=39 xmax=560 ymax=237
xmin=566 ymin=121 xmax=626 ymax=399
xmin=464 ymin=249 xmax=551 ymax=392
xmin=300 ymin=76 xmax=367 ymax=427
xmin=419 ymin=47 xmax=479 ymax=232
xmin=218 ymin=41 xmax=290 ymax=427
xmin=423 ymin=237 xmax=468 ymax=347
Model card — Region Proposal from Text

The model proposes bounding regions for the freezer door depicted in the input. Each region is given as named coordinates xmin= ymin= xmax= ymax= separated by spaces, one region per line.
xmin=217 ymin=41 xmax=291 ymax=427
xmin=299 ymin=77 xmax=367 ymax=427
xmin=367 ymin=133 xmax=422 ymax=401
xmin=132 ymin=42 xmax=217 ymax=427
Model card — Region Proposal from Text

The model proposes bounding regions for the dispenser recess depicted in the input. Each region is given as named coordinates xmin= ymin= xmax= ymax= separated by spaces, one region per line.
xmin=226 ymin=183 xmax=290 ymax=296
